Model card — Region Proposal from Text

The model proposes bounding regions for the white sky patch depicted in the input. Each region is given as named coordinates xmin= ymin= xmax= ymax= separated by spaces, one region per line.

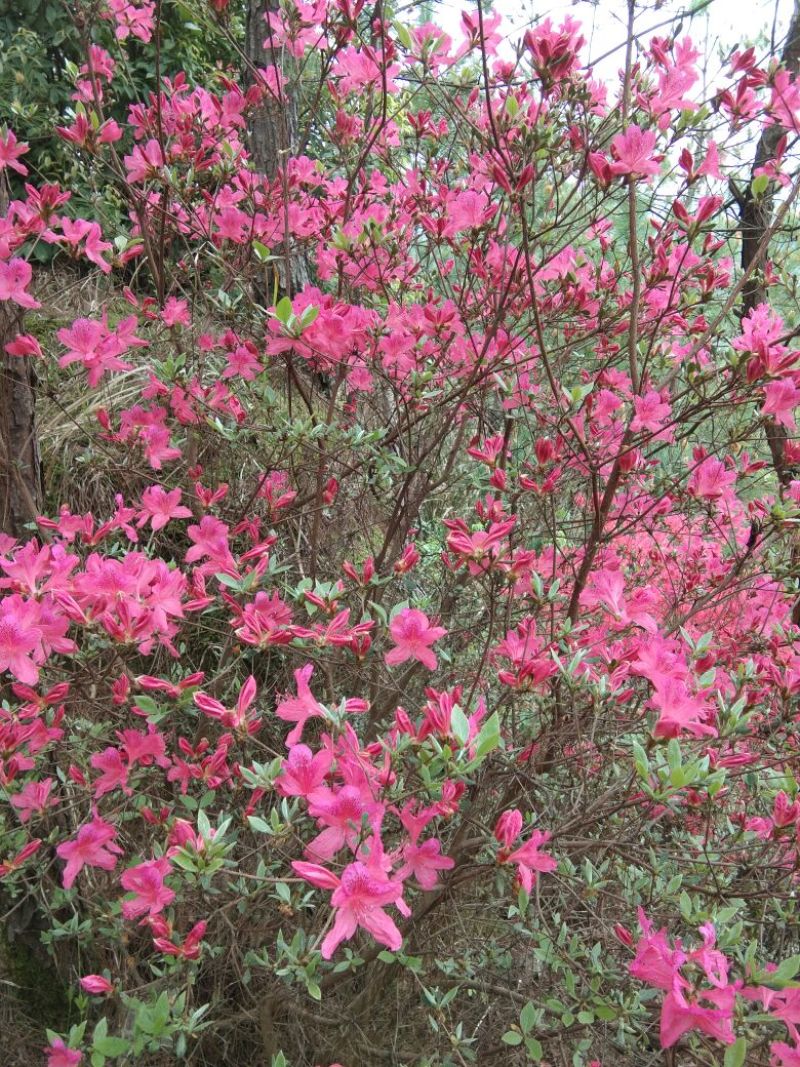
xmin=424 ymin=0 xmax=796 ymax=81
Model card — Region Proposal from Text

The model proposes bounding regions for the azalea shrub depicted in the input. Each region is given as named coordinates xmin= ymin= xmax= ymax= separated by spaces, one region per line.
xmin=5 ymin=1 xmax=800 ymax=1066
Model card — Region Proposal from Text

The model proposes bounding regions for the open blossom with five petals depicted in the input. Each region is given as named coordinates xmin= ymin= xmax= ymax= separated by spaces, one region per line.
xmin=0 ymin=129 xmax=29 ymax=175
xmin=56 ymin=813 xmax=123 ymax=889
xmin=10 ymin=777 xmax=58 ymax=823
xmin=275 ymin=743 xmax=333 ymax=798
xmin=609 ymin=125 xmax=661 ymax=179
xmin=629 ymin=912 xmax=737 ymax=1048
xmin=660 ymin=979 xmax=736 ymax=1048
xmin=385 ymin=608 xmax=447 ymax=671
xmin=120 ymin=857 xmax=175 ymax=920
xmin=494 ymin=810 xmax=557 ymax=892
xmin=276 ymin=663 xmax=326 ymax=745
xmin=292 ymin=859 xmax=406 ymax=958
xmin=396 ymin=836 xmax=454 ymax=890
xmin=137 ymin=486 xmax=192 ymax=531
xmin=45 ymin=1037 xmax=82 ymax=1067
xmin=305 ymin=783 xmax=384 ymax=862
xmin=0 ymin=258 xmax=40 ymax=309
xmin=194 ymin=675 xmax=260 ymax=733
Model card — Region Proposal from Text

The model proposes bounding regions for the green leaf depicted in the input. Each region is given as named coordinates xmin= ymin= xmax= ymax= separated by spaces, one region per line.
xmin=751 ymin=174 xmax=769 ymax=198
xmin=520 ymin=1001 xmax=536 ymax=1034
xmin=761 ymin=954 xmax=800 ymax=988
xmin=469 ymin=710 xmax=501 ymax=766
xmin=450 ymin=704 xmax=470 ymax=747
xmin=393 ymin=20 xmax=412 ymax=48
xmin=94 ymin=1037 xmax=130 ymax=1056
xmin=525 ymin=1037 xmax=543 ymax=1060
xmin=501 ymin=1030 xmax=523 ymax=1046
xmin=724 ymin=1037 xmax=747 ymax=1067
xmin=631 ymin=740 xmax=649 ymax=779
xmin=248 ymin=816 xmax=272 ymax=834
xmin=215 ymin=572 xmax=243 ymax=589
xmin=275 ymin=296 xmax=293 ymax=324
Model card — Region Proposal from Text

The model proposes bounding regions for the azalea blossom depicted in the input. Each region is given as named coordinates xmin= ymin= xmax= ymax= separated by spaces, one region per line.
xmin=292 ymin=860 xmax=406 ymax=958
xmin=45 ymin=1037 xmax=82 ymax=1067
xmin=385 ymin=608 xmax=447 ymax=671
xmin=120 ymin=857 xmax=175 ymax=920
xmin=0 ymin=128 xmax=29 ymax=175
xmin=56 ymin=814 xmax=123 ymax=889
xmin=609 ymin=125 xmax=661 ymax=179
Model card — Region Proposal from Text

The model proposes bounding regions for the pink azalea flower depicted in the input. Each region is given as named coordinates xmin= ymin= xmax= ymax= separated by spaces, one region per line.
xmin=153 ymin=918 xmax=207 ymax=959
xmin=194 ymin=675 xmax=260 ymax=732
xmin=10 ymin=777 xmax=57 ymax=823
xmin=385 ymin=608 xmax=447 ymax=671
xmin=629 ymin=909 xmax=686 ymax=991
xmin=275 ymin=743 xmax=333 ymax=798
xmin=56 ymin=814 xmax=123 ymax=889
xmin=276 ymin=663 xmax=326 ymax=745
xmin=161 ymin=297 xmax=191 ymax=327
xmin=495 ymin=810 xmax=557 ymax=891
xmin=45 ymin=1037 xmax=82 ymax=1067
xmin=0 ymin=596 xmax=44 ymax=684
xmin=650 ymin=676 xmax=717 ymax=739
xmin=687 ymin=454 xmax=737 ymax=502
xmin=138 ymin=485 xmax=192 ymax=531
xmin=184 ymin=516 xmax=236 ymax=570
xmin=4 ymin=333 xmax=43 ymax=358
xmin=660 ymin=978 xmax=736 ymax=1048
xmin=120 ymin=857 xmax=175 ymax=920
xmin=292 ymin=859 xmax=406 ymax=958
xmin=494 ymin=809 xmax=523 ymax=848
xmin=773 ymin=1042 xmax=800 ymax=1066
xmin=396 ymin=837 xmax=454 ymax=890
xmin=0 ymin=129 xmax=29 ymax=175
xmin=631 ymin=390 xmax=673 ymax=436
xmin=762 ymin=379 xmax=800 ymax=429
xmin=0 ymin=838 xmax=42 ymax=878
xmin=609 ymin=125 xmax=661 ymax=179
xmin=305 ymin=783 xmax=384 ymax=862
xmin=505 ymin=830 xmax=558 ymax=893
xmin=0 ymin=258 xmax=40 ymax=309
xmin=90 ymin=746 xmax=131 ymax=799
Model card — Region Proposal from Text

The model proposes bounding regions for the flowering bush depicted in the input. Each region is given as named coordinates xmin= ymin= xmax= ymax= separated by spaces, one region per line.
xmin=3 ymin=2 xmax=800 ymax=1065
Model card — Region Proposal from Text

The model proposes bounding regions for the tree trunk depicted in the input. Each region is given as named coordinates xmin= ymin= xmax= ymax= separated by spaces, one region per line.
xmin=246 ymin=0 xmax=293 ymax=179
xmin=0 ymin=303 xmax=41 ymax=539
xmin=245 ymin=0 xmax=310 ymax=297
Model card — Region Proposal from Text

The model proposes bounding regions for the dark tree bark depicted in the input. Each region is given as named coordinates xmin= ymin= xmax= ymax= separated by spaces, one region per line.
xmin=0 ymin=284 xmax=41 ymax=539
xmin=246 ymin=0 xmax=294 ymax=179
xmin=0 ymin=341 xmax=41 ymax=537
xmin=245 ymin=0 xmax=309 ymax=296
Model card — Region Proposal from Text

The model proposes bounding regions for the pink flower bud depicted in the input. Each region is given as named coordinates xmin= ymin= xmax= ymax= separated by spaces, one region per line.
xmin=613 ymin=924 xmax=633 ymax=948
xmin=494 ymin=809 xmax=523 ymax=848
xmin=79 ymin=975 xmax=114 ymax=995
